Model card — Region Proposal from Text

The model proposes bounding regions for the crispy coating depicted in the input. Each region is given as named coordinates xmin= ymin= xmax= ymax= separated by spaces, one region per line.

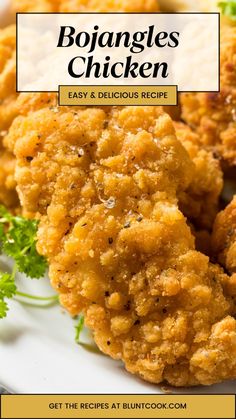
xmin=6 ymin=0 xmax=159 ymax=209
xmin=11 ymin=0 xmax=159 ymax=12
xmin=0 ymin=23 xmax=59 ymax=208
xmin=0 ymin=25 xmax=17 ymax=131
xmin=6 ymin=105 xmax=236 ymax=387
xmin=0 ymin=24 xmax=58 ymax=208
xmin=181 ymin=25 xmax=236 ymax=166
xmin=212 ymin=196 xmax=236 ymax=274
xmin=211 ymin=198 xmax=236 ymax=307
xmin=0 ymin=25 xmax=18 ymax=209
xmin=174 ymin=122 xmax=223 ymax=229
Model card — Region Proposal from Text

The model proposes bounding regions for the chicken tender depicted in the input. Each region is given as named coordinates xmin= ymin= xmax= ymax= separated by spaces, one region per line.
xmin=11 ymin=0 xmax=159 ymax=12
xmin=174 ymin=123 xmax=223 ymax=229
xmin=0 ymin=23 xmax=59 ymax=208
xmin=6 ymin=0 xmax=159 ymax=210
xmin=0 ymin=24 xmax=57 ymax=208
xmin=181 ymin=25 xmax=236 ymax=166
xmin=6 ymin=105 xmax=236 ymax=387
xmin=212 ymin=196 xmax=236 ymax=274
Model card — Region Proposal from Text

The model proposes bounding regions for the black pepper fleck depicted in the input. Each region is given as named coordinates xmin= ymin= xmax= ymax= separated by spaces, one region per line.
xmin=124 ymin=301 xmax=131 ymax=311
xmin=124 ymin=221 xmax=130 ymax=229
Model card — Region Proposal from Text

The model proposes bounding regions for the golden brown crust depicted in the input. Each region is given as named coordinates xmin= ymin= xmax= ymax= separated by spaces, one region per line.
xmin=212 ymin=196 xmax=236 ymax=274
xmin=0 ymin=22 xmax=63 ymax=209
xmin=6 ymin=0 xmax=159 ymax=210
xmin=6 ymin=105 xmax=236 ymax=387
xmin=0 ymin=25 xmax=18 ymax=209
xmin=181 ymin=25 xmax=236 ymax=166
xmin=0 ymin=25 xmax=17 ymax=132
xmin=174 ymin=122 xmax=223 ymax=229
xmin=0 ymin=25 xmax=60 ymax=209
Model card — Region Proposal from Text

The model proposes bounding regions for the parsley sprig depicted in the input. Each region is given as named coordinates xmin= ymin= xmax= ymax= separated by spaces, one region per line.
xmin=74 ymin=315 xmax=84 ymax=344
xmin=218 ymin=0 xmax=236 ymax=20
xmin=0 ymin=206 xmax=84 ymax=342
xmin=0 ymin=206 xmax=58 ymax=318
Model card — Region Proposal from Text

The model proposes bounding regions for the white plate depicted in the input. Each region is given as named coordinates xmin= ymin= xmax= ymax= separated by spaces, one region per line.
xmin=0 ymin=258 xmax=235 ymax=394
xmin=0 ymin=0 xmax=235 ymax=395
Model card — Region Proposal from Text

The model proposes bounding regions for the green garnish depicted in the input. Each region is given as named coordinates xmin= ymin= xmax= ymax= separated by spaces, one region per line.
xmin=0 ymin=273 xmax=16 ymax=317
xmin=218 ymin=0 xmax=236 ymax=20
xmin=74 ymin=315 xmax=84 ymax=343
xmin=0 ymin=206 xmax=47 ymax=278
xmin=0 ymin=206 xmax=83 ymax=340
xmin=0 ymin=205 xmax=57 ymax=318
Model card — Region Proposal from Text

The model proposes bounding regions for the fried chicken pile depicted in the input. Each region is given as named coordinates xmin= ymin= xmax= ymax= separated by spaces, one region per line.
xmin=5 ymin=105 xmax=236 ymax=387
xmin=0 ymin=0 xmax=236 ymax=389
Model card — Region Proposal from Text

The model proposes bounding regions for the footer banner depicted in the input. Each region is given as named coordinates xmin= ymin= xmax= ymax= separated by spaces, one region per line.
xmin=0 ymin=394 xmax=235 ymax=418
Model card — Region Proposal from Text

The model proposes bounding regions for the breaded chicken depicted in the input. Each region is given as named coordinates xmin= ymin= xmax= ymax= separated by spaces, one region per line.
xmin=0 ymin=25 xmax=17 ymax=131
xmin=5 ymin=0 xmax=159 ymax=209
xmin=212 ymin=196 xmax=236 ymax=274
xmin=0 ymin=25 xmax=18 ymax=209
xmin=211 ymin=197 xmax=236 ymax=302
xmin=0 ymin=22 xmax=60 ymax=208
xmin=0 ymin=24 xmax=58 ymax=208
xmin=11 ymin=0 xmax=159 ymax=12
xmin=6 ymin=105 xmax=236 ymax=387
xmin=174 ymin=123 xmax=223 ymax=229
xmin=181 ymin=25 xmax=236 ymax=166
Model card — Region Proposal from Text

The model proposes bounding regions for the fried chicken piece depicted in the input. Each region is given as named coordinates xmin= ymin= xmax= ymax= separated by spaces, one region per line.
xmin=0 ymin=25 xmax=17 ymax=131
xmin=6 ymin=105 xmax=236 ymax=387
xmin=0 ymin=23 xmax=59 ymax=208
xmin=181 ymin=25 xmax=236 ymax=166
xmin=175 ymin=122 xmax=223 ymax=229
xmin=212 ymin=196 xmax=236 ymax=274
xmin=211 ymin=198 xmax=236 ymax=303
xmin=5 ymin=0 xmax=159 ymax=210
xmin=0 ymin=24 xmax=58 ymax=208
xmin=0 ymin=25 xmax=18 ymax=209
xmin=11 ymin=0 xmax=159 ymax=12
